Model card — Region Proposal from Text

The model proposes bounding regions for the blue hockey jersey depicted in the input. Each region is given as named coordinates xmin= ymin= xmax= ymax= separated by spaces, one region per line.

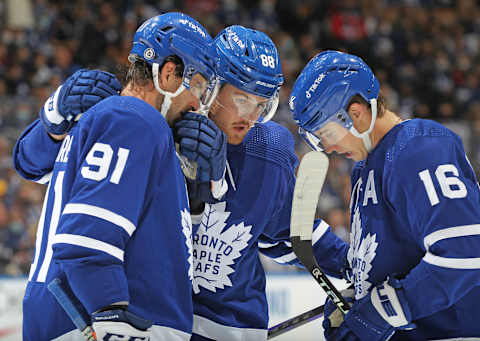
xmin=16 ymin=96 xmax=194 ymax=341
xmin=191 ymin=122 xmax=349 ymax=340
xmin=348 ymin=119 xmax=480 ymax=340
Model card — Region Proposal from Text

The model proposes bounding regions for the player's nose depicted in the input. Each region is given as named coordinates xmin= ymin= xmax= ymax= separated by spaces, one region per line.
xmin=185 ymin=90 xmax=201 ymax=112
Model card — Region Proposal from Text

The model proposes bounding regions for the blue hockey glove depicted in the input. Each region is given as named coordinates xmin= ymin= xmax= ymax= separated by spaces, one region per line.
xmin=323 ymin=287 xmax=355 ymax=339
xmin=173 ymin=112 xmax=227 ymax=183
xmin=92 ymin=308 xmax=152 ymax=341
xmin=40 ymin=69 xmax=121 ymax=135
xmin=325 ymin=277 xmax=415 ymax=341
xmin=187 ymin=177 xmax=228 ymax=205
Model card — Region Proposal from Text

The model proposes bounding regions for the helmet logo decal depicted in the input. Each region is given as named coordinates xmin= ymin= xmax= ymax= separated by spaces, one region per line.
xmin=305 ymin=73 xmax=326 ymax=99
xmin=178 ymin=18 xmax=207 ymax=38
xmin=256 ymin=80 xmax=275 ymax=88
xmin=289 ymin=96 xmax=296 ymax=111
xmin=144 ymin=48 xmax=155 ymax=60
xmin=228 ymin=31 xmax=245 ymax=49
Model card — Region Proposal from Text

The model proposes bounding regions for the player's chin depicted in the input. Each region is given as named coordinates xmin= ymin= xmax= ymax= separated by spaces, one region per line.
xmin=227 ymin=127 xmax=249 ymax=144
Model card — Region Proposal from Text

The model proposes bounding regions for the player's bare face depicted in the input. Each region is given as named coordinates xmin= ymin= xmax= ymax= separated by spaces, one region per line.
xmin=323 ymin=132 xmax=367 ymax=161
xmin=317 ymin=123 xmax=367 ymax=161
xmin=209 ymin=84 xmax=268 ymax=145
xmin=163 ymin=75 xmax=201 ymax=126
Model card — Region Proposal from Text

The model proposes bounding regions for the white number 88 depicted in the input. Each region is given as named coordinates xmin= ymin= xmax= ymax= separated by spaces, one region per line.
xmin=260 ymin=54 xmax=275 ymax=68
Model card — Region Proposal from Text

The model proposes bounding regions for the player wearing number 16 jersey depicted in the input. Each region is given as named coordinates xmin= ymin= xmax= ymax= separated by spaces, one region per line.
xmin=15 ymin=13 xmax=219 ymax=341
xmin=290 ymin=50 xmax=480 ymax=340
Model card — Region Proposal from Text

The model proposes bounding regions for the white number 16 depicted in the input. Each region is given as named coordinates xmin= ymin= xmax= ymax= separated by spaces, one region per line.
xmin=418 ymin=164 xmax=467 ymax=206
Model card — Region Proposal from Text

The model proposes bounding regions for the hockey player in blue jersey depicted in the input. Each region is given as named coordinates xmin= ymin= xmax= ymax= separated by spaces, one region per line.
xmin=15 ymin=13 xmax=220 ymax=341
xmin=173 ymin=26 xmax=350 ymax=340
xmin=289 ymin=50 xmax=480 ymax=340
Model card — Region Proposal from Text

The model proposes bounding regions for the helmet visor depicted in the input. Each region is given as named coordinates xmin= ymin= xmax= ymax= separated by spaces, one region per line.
xmin=299 ymin=109 xmax=353 ymax=151
xmin=184 ymin=68 xmax=220 ymax=109
xmin=214 ymin=84 xmax=279 ymax=124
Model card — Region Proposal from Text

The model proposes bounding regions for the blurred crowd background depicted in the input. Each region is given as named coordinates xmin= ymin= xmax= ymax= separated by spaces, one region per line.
xmin=0 ymin=0 xmax=479 ymax=275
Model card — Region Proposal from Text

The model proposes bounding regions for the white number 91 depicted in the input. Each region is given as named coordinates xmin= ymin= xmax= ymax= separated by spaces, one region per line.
xmin=81 ymin=142 xmax=130 ymax=184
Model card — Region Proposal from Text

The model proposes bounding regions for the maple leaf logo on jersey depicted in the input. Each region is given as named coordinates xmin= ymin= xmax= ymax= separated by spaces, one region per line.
xmin=347 ymin=207 xmax=378 ymax=299
xmin=192 ymin=202 xmax=252 ymax=294
xmin=181 ymin=208 xmax=194 ymax=281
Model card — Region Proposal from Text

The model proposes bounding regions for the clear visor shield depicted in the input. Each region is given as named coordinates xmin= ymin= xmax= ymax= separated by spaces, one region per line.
xmin=184 ymin=68 xmax=220 ymax=110
xmin=214 ymin=88 xmax=279 ymax=124
xmin=299 ymin=109 xmax=353 ymax=152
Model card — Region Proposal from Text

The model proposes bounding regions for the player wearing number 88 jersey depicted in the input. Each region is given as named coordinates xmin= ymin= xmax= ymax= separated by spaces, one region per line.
xmin=290 ymin=50 xmax=480 ymax=340
xmin=173 ymin=26 xmax=351 ymax=341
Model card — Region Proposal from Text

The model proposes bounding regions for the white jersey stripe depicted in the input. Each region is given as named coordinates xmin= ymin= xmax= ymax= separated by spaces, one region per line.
xmin=423 ymin=224 xmax=480 ymax=269
xmin=193 ymin=314 xmax=266 ymax=341
xmin=52 ymin=234 xmax=124 ymax=261
xmin=28 ymin=180 xmax=52 ymax=281
xmin=35 ymin=171 xmax=53 ymax=184
xmin=423 ymin=254 xmax=480 ymax=269
xmin=37 ymin=171 xmax=65 ymax=282
xmin=272 ymin=251 xmax=297 ymax=264
xmin=258 ymin=240 xmax=291 ymax=249
xmin=312 ymin=220 xmax=330 ymax=244
xmin=63 ymin=203 xmax=136 ymax=236
xmin=264 ymin=221 xmax=331 ymax=263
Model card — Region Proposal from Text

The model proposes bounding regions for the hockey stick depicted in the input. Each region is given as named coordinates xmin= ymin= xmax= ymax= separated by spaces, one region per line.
xmin=267 ymin=304 xmax=324 ymax=339
xmin=47 ymin=278 xmax=96 ymax=341
xmin=290 ymin=151 xmax=350 ymax=315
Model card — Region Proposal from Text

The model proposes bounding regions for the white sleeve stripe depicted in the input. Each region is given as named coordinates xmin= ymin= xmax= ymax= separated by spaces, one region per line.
xmin=423 ymin=254 xmax=480 ymax=269
xmin=259 ymin=220 xmax=330 ymax=250
xmin=258 ymin=241 xmax=279 ymax=248
xmin=63 ymin=203 xmax=136 ymax=236
xmin=258 ymin=240 xmax=292 ymax=249
xmin=424 ymin=224 xmax=480 ymax=249
xmin=423 ymin=224 xmax=480 ymax=269
xmin=272 ymin=251 xmax=297 ymax=264
xmin=312 ymin=220 xmax=330 ymax=245
xmin=35 ymin=172 xmax=52 ymax=184
xmin=53 ymin=233 xmax=124 ymax=261
xmin=28 ymin=179 xmax=52 ymax=281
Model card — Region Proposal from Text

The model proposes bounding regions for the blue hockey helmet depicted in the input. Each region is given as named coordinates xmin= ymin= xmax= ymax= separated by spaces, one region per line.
xmin=212 ymin=25 xmax=284 ymax=123
xmin=129 ymin=12 xmax=219 ymax=112
xmin=289 ymin=50 xmax=380 ymax=152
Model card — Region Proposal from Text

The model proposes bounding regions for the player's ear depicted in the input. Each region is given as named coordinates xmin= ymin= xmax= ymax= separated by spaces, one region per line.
xmin=159 ymin=61 xmax=181 ymax=92
xmin=349 ymin=102 xmax=371 ymax=132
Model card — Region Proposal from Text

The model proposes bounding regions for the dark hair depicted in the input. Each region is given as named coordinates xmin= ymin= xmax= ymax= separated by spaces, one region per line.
xmin=347 ymin=91 xmax=387 ymax=117
xmin=116 ymin=55 xmax=184 ymax=89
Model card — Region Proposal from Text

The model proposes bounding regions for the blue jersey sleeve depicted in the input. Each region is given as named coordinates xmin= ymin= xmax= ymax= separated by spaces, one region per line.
xmin=52 ymin=109 xmax=169 ymax=313
xmin=13 ymin=119 xmax=62 ymax=183
xmin=388 ymin=133 xmax=480 ymax=320
xmin=256 ymin=126 xmax=349 ymax=277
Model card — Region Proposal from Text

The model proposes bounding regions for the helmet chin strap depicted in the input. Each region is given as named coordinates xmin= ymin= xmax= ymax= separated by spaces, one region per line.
xmin=350 ymin=98 xmax=377 ymax=153
xmin=152 ymin=63 xmax=186 ymax=117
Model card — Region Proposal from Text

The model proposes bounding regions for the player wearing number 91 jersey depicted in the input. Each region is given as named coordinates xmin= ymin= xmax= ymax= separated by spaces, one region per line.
xmin=19 ymin=96 xmax=194 ymax=341
xmin=290 ymin=50 xmax=480 ymax=340
xmin=15 ymin=12 xmax=220 ymax=341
